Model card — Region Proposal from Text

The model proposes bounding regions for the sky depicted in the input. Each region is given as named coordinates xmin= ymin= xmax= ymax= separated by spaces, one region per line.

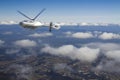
xmin=0 ymin=0 xmax=120 ymax=23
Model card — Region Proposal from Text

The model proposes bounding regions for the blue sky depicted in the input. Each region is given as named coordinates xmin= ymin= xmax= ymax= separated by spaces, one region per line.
xmin=0 ymin=0 xmax=120 ymax=23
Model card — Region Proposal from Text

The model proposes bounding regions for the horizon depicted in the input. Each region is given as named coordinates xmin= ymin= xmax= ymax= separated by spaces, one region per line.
xmin=1 ymin=20 xmax=120 ymax=26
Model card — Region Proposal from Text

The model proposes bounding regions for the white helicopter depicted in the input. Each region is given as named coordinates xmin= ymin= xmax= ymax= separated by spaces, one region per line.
xmin=18 ymin=8 xmax=60 ymax=31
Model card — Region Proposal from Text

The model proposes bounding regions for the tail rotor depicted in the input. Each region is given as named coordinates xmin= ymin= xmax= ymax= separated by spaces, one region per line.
xmin=49 ymin=22 xmax=61 ymax=32
xmin=49 ymin=22 xmax=53 ymax=32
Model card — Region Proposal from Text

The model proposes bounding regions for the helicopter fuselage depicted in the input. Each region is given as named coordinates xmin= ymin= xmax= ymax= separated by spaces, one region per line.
xmin=20 ymin=20 xmax=43 ymax=27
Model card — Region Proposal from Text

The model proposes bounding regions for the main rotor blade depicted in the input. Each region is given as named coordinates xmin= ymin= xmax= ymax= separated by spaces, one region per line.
xmin=17 ymin=11 xmax=32 ymax=20
xmin=33 ymin=8 xmax=46 ymax=20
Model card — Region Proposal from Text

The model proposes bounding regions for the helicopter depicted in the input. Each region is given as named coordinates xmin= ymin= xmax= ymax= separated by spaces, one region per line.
xmin=18 ymin=8 xmax=60 ymax=31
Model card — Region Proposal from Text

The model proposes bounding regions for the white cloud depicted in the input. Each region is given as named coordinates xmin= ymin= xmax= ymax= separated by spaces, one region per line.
xmin=64 ymin=32 xmax=94 ymax=39
xmin=64 ymin=31 xmax=72 ymax=35
xmin=86 ymin=43 xmax=120 ymax=53
xmin=7 ymin=64 xmax=33 ymax=80
xmin=106 ymin=50 xmax=120 ymax=61
xmin=41 ymin=45 xmax=100 ymax=62
xmin=74 ymin=47 xmax=100 ymax=62
xmin=54 ymin=63 xmax=73 ymax=72
xmin=78 ymin=22 xmax=91 ymax=26
xmin=72 ymin=32 xmax=94 ymax=39
xmin=86 ymin=43 xmax=120 ymax=59
xmin=0 ymin=40 xmax=5 ymax=45
xmin=6 ymin=48 xmax=20 ymax=54
xmin=85 ymin=43 xmax=120 ymax=72
xmin=29 ymin=32 xmax=53 ymax=38
xmin=14 ymin=39 xmax=37 ymax=47
xmin=3 ymin=31 xmax=13 ymax=35
xmin=0 ymin=21 xmax=17 ymax=25
xmin=99 ymin=32 xmax=120 ymax=40
xmin=64 ymin=31 xmax=120 ymax=40
xmin=78 ymin=22 xmax=110 ymax=26
xmin=95 ymin=60 xmax=120 ymax=72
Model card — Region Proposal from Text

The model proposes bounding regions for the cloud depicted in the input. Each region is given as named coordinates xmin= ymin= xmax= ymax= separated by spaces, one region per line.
xmin=2 ymin=31 xmax=13 ymax=35
xmin=85 ymin=43 xmax=120 ymax=72
xmin=53 ymin=63 xmax=74 ymax=72
xmin=99 ymin=32 xmax=120 ymax=40
xmin=6 ymin=64 xmax=33 ymax=80
xmin=86 ymin=43 xmax=120 ymax=61
xmin=95 ymin=60 xmax=120 ymax=72
xmin=14 ymin=39 xmax=37 ymax=47
xmin=29 ymin=32 xmax=53 ymax=38
xmin=87 ymin=42 xmax=120 ymax=64
xmin=6 ymin=48 xmax=20 ymax=54
xmin=0 ymin=21 xmax=17 ymax=25
xmin=64 ymin=31 xmax=120 ymax=40
xmin=106 ymin=50 xmax=120 ymax=61
xmin=78 ymin=22 xmax=110 ymax=26
xmin=72 ymin=32 xmax=94 ymax=39
xmin=64 ymin=32 xmax=94 ymax=39
xmin=5 ymin=46 xmax=37 ymax=61
xmin=41 ymin=45 xmax=100 ymax=62
xmin=86 ymin=43 xmax=120 ymax=53
xmin=64 ymin=31 xmax=73 ymax=35
xmin=0 ymin=40 xmax=5 ymax=45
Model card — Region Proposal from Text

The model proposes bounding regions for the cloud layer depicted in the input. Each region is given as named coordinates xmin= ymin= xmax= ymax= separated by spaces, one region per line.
xmin=72 ymin=32 xmax=94 ymax=39
xmin=41 ymin=45 xmax=100 ymax=62
xmin=65 ymin=32 xmax=94 ymax=39
xmin=0 ymin=40 xmax=5 ymax=45
xmin=14 ymin=39 xmax=37 ymax=47
xmin=41 ymin=43 xmax=120 ymax=72
xmin=99 ymin=32 xmax=120 ymax=40
xmin=2 ymin=31 xmax=13 ymax=35
xmin=6 ymin=64 xmax=33 ymax=80
xmin=0 ymin=21 xmax=17 ymax=25
xmin=64 ymin=31 xmax=120 ymax=40
xmin=29 ymin=32 xmax=53 ymax=38
xmin=85 ymin=43 xmax=120 ymax=72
